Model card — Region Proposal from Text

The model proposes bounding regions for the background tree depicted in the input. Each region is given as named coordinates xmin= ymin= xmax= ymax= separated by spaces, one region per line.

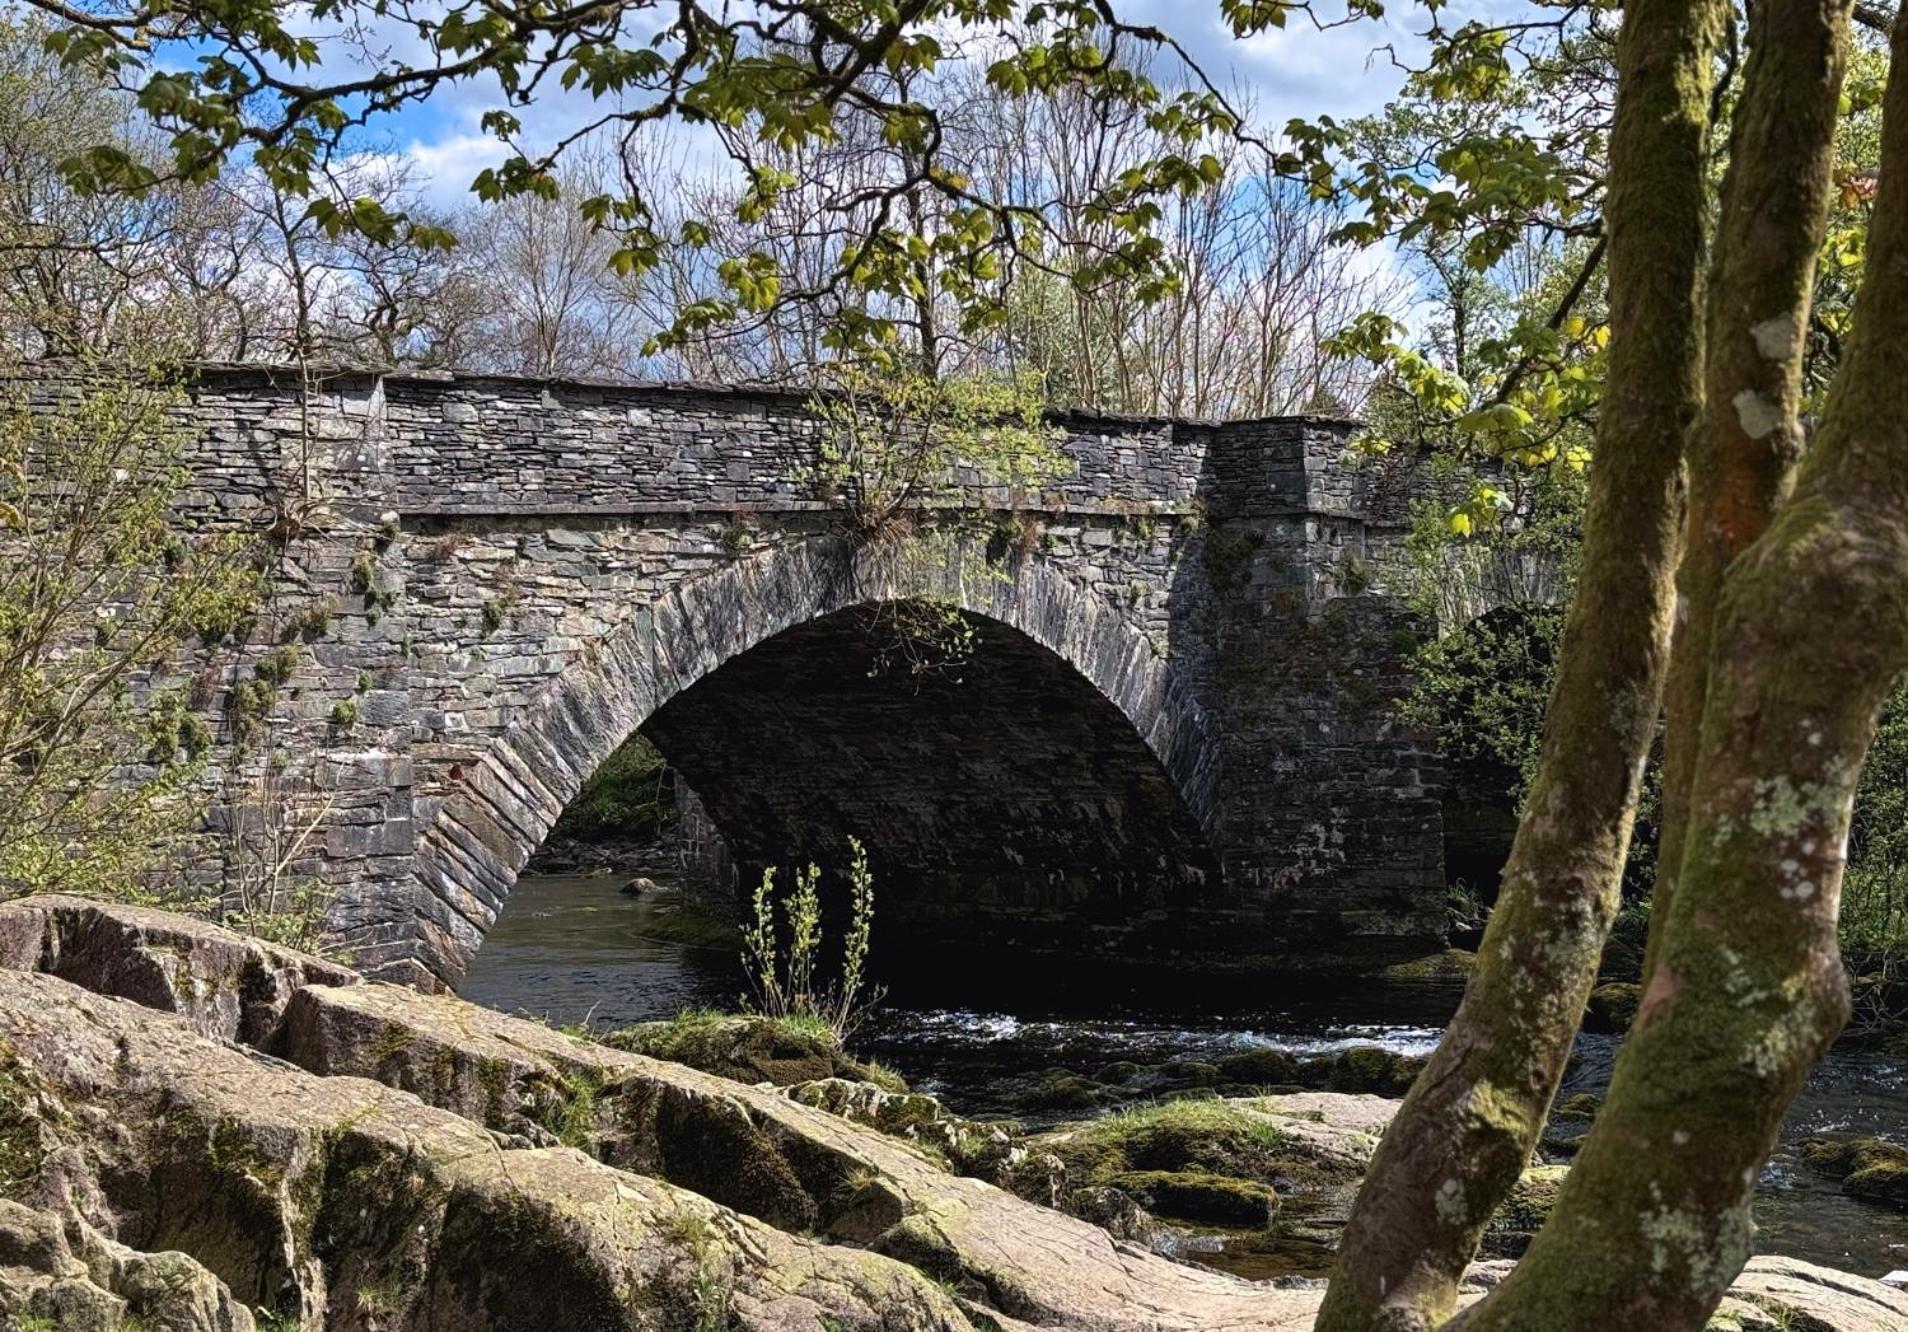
xmin=0 ymin=362 xmax=262 ymax=899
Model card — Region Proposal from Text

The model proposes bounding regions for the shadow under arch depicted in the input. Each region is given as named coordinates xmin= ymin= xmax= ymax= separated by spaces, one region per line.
xmin=399 ymin=531 xmax=1221 ymax=990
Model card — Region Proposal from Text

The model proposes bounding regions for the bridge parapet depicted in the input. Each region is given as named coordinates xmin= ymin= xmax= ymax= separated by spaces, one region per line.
xmin=177 ymin=365 xmax=1371 ymax=524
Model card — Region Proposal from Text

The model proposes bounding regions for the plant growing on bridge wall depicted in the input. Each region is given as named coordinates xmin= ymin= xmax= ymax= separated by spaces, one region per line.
xmin=806 ymin=365 xmax=1066 ymax=540
xmin=740 ymin=837 xmax=883 ymax=1042
xmin=865 ymin=596 xmax=980 ymax=683
xmin=0 ymin=363 xmax=265 ymax=902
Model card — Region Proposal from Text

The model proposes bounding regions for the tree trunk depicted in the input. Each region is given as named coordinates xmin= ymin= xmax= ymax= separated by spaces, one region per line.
xmin=1451 ymin=10 xmax=1908 ymax=1326
xmin=1646 ymin=0 xmax=1852 ymax=988
xmin=1313 ymin=0 xmax=1725 ymax=1325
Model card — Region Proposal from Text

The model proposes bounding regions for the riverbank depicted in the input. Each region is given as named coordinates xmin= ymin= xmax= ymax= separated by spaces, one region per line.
xmin=465 ymin=873 xmax=1908 ymax=1283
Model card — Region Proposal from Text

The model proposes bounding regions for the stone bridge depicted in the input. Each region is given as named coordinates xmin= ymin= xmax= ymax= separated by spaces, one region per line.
xmin=145 ymin=366 xmax=1443 ymax=993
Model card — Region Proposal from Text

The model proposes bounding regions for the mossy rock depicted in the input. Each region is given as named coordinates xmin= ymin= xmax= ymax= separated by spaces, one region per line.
xmin=1037 ymin=1097 xmax=1360 ymax=1215
xmin=1482 ymin=1164 xmax=1569 ymax=1257
xmin=1377 ymin=948 xmax=1479 ymax=982
xmin=1215 ymin=1048 xmax=1301 ymax=1087
xmin=782 ymin=1077 xmax=1030 ymax=1184
xmin=1023 ymin=1070 xmax=1109 ymax=1112
xmin=623 ymin=900 xmax=741 ymax=951
xmin=1321 ymin=1047 xmax=1425 ymax=1096
xmin=601 ymin=1012 xmax=899 ymax=1090
xmin=1539 ymin=1092 xmax=1601 ymax=1158
xmin=1066 ymin=1185 xmax=1156 ymax=1243
xmin=1550 ymin=1092 xmax=1601 ymax=1123
xmin=1094 ymin=1060 xmax=1145 ymax=1085
xmin=785 ymin=1078 xmax=951 ymax=1136
xmin=1583 ymin=982 xmax=1641 ymax=1034
xmin=1800 ymin=1137 xmax=1908 ymax=1208
xmin=1158 ymin=1060 xmax=1219 ymax=1089
xmin=1105 ymin=1170 xmax=1277 ymax=1228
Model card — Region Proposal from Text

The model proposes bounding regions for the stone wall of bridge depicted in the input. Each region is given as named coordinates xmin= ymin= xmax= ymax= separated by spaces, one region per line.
xmin=67 ymin=365 xmax=1444 ymax=990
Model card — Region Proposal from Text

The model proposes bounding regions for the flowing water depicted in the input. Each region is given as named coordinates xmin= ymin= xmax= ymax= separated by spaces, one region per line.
xmin=462 ymin=872 xmax=1908 ymax=1282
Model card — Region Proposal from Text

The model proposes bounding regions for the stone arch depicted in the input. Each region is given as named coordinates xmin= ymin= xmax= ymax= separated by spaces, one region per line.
xmin=396 ymin=532 xmax=1220 ymax=989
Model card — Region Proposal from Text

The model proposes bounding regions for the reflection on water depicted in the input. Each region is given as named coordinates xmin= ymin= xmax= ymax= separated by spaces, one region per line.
xmin=460 ymin=872 xmax=738 ymax=1026
xmin=462 ymin=874 xmax=1908 ymax=1280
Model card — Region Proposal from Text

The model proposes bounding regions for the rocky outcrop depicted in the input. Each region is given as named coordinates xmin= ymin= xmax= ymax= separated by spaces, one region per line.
xmin=0 ymin=1199 xmax=256 ymax=1332
xmin=272 ymin=976 xmax=1301 ymax=1326
xmin=0 ymin=896 xmax=1322 ymax=1330
xmin=0 ymin=971 xmax=993 ymax=1331
xmin=1802 ymin=1137 xmax=1908 ymax=1208
xmin=3 ymin=895 xmax=1906 ymax=1332
xmin=0 ymin=893 xmax=358 ymax=1046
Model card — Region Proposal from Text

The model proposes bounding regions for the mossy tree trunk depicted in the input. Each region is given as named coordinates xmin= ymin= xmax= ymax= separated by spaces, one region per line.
xmin=1322 ymin=0 xmax=1908 ymax=1324
xmin=1447 ymin=6 xmax=1908 ymax=1325
xmin=1314 ymin=0 xmax=1727 ymax=1325
xmin=1645 ymin=0 xmax=1853 ymax=987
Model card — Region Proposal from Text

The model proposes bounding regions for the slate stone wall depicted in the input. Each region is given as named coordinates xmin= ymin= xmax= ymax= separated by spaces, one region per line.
xmin=61 ymin=365 xmax=1444 ymax=989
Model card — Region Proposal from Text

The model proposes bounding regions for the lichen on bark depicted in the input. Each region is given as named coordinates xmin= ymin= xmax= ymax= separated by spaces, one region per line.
xmin=1314 ymin=0 xmax=1729 ymax=1324
xmin=1453 ymin=2 xmax=1908 ymax=1326
xmin=1647 ymin=0 xmax=1855 ymax=987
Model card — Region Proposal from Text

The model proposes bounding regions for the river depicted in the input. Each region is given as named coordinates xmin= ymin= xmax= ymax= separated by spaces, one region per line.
xmin=461 ymin=872 xmax=1908 ymax=1282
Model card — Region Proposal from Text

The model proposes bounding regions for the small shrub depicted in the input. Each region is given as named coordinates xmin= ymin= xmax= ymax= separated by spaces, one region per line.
xmin=481 ymin=596 xmax=513 ymax=636
xmin=255 ymin=645 xmax=299 ymax=686
xmin=741 ymin=837 xmax=883 ymax=1041
xmin=356 ymin=1277 xmax=405 ymax=1316
xmin=281 ymin=597 xmax=336 ymax=642
xmin=144 ymin=688 xmax=214 ymax=764
xmin=348 ymin=550 xmax=379 ymax=595
xmin=989 ymin=511 xmax=1044 ymax=564
xmin=231 ymin=646 xmax=300 ymax=747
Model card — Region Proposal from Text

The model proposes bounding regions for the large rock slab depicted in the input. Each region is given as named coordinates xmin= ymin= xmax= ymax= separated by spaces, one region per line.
xmin=0 ymin=894 xmax=358 ymax=1047
xmin=0 ymin=970 xmax=1002 ymax=1332
xmin=1457 ymin=1256 xmax=1908 ymax=1330
xmin=278 ymin=977 xmax=1318 ymax=1329
xmin=1715 ymin=1255 xmax=1908 ymax=1330
xmin=3 ymin=897 xmax=1904 ymax=1332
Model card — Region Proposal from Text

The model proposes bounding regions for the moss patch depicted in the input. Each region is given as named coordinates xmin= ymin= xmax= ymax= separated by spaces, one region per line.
xmin=1584 ymin=982 xmax=1642 ymax=1034
xmin=1319 ymin=1047 xmax=1425 ymax=1096
xmin=1105 ymin=1170 xmax=1277 ymax=1227
xmin=602 ymin=1011 xmax=899 ymax=1090
xmin=1041 ymin=1097 xmax=1356 ymax=1202
xmin=1023 ymin=1071 xmax=1108 ymax=1112
xmin=1800 ymin=1136 xmax=1908 ymax=1207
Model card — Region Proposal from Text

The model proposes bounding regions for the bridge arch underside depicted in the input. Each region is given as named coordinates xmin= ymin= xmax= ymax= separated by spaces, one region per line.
xmin=395 ymin=534 xmax=1249 ymax=995
xmin=640 ymin=603 xmax=1222 ymax=998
